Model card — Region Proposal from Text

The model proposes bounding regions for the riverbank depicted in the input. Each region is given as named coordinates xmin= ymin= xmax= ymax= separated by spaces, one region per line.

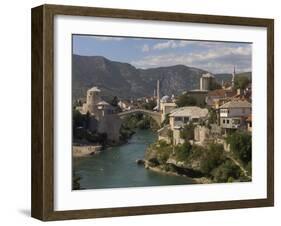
xmin=144 ymin=138 xmax=251 ymax=184
xmin=142 ymin=159 xmax=212 ymax=184
xmin=73 ymin=145 xmax=102 ymax=157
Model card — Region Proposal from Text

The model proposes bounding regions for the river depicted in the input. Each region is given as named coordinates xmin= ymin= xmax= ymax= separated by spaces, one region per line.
xmin=73 ymin=129 xmax=194 ymax=189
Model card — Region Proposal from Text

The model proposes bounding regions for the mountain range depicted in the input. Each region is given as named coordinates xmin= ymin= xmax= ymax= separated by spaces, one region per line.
xmin=72 ymin=55 xmax=251 ymax=101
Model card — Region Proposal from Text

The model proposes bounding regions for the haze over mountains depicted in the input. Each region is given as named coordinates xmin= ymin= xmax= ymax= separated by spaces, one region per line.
xmin=72 ymin=55 xmax=251 ymax=100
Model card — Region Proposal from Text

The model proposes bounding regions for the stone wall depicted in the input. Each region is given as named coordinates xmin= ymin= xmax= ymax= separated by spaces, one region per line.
xmin=194 ymin=125 xmax=210 ymax=143
xmin=98 ymin=114 xmax=121 ymax=143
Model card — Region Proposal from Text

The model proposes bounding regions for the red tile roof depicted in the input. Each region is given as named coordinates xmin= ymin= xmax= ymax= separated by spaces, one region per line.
xmin=208 ymin=89 xmax=236 ymax=98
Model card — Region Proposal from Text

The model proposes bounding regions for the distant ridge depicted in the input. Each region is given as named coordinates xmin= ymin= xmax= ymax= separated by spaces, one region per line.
xmin=72 ymin=55 xmax=251 ymax=101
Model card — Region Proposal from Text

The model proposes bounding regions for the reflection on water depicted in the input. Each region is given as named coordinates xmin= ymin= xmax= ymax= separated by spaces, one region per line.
xmin=73 ymin=129 xmax=194 ymax=189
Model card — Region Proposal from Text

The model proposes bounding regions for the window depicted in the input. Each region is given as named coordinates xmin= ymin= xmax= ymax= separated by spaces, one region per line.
xmin=226 ymin=120 xmax=230 ymax=124
xmin=223 ymin=119 xmax=225 ymax=124
xmin=221 ymin=109 xmax=228 ymax=114
xmin=192 ymin=118 xmax=199 ymax=123
xmin=174 ymin=117 xmax=182 ymax=122
xmin=184 ymin=117 xmax=190 ymax=123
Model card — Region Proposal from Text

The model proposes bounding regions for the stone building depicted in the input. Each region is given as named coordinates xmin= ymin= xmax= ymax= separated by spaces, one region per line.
xmin=76 ymin=86 xmax=121 ymax=143
xmin=200 ymin=73 xmax=215 ymax=91
xmin=219 ymin=99 xmax=251 ymax=131
xmin=169 ymin=106 xmax=209 ymax=130
xmin=186 ymin=90 xmax=208 ymax=106
xmin=158 ymin=106 xmax=209 ymax=145
xmin=159 ymin=95 xmax=177 ymax=122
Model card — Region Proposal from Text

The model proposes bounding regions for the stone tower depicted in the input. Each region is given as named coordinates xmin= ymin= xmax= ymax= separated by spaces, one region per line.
xmin=86 ymin=86 xmax=101 ymax=114
xmin=200 ymin=73 xmax=215 ymax=90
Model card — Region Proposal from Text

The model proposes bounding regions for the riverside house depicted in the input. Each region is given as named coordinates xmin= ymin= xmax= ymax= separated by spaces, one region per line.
xmin=158 ymin=106 xmax=208 ymax=145
xmin=219 ymin=99 xmax=251 ymax=132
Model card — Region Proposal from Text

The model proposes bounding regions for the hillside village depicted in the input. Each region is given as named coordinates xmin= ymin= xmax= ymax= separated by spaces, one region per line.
xmin=73 ymin=67 xmax=252 ymax=184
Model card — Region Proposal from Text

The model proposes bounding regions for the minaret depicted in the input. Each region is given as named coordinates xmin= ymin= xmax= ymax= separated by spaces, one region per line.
xmin=157 ymin=80 xmax=160 ymax=111
xmin=232 ymin=66 xmax=236 ymax=88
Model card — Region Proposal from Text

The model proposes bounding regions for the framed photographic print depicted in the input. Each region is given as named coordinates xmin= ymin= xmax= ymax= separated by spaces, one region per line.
xmin=31 ymin=4 xmax=274 ymax=221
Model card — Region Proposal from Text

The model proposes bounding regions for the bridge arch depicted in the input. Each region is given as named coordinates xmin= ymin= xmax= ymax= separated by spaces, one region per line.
xmin=118 ymin=109 xmax=161 ymax=127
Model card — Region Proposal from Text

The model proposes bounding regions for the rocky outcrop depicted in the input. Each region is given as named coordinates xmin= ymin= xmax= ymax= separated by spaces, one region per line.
xmin=144 ymin=146 xmax=211 ymax=183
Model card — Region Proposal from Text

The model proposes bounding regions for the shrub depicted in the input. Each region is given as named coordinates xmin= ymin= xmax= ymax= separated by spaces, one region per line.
xmin=190 ymin=145 xmax=206 ymax=159
xmin=175 ymin=142 xmax=192 ymax=162
xmin=180 ymin=123 xmax=195 ymax=141
xmin=227 ymin=131 xmax=252 ymax=165
xmin=200 ymin=143 xmax=225 ymax=175
xmin=211 ymin=160 xmax=241 ymax=183
xmin=156 ymin=140 xmax=172 ymax=163
xmin=157 ymin=148 xmax=171 ymax=164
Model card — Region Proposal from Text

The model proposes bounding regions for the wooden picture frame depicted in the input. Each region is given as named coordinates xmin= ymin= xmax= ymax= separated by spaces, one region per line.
xmin=31 ymin=4 xmax=274 ymax=221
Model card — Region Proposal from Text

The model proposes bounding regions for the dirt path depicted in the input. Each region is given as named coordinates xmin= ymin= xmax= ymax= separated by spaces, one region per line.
xmin=226 ymin=153 xmax=251 ymax=179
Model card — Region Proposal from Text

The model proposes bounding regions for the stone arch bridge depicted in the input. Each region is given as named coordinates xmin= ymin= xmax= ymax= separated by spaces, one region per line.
xmin=118 ymin=109 xmax=162 ymax=126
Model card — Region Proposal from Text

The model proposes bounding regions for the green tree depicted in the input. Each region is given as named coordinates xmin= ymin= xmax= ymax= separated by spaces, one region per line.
xmin=211 ymin=160 xmax=240 ymax=183
xmin=200 ymin=143 xmax=225 ymax=175
xmin=85 ymin=111 xmax=91 ymax=129
xmin=175 ymin=142 xmax=192 ymax=162
xmin=175 ymin=93 xmax=197 ymax=107
xmin=142 ymin=100 xmax=156 ymax=110
xmin=180 ymin=123 xmax=195 ymax=141
xmin=161 ymin=113 xmax=170 ymax=127
xmin=234 ymin=75 xmax=250 ymax=90
xmin=209 ymin=81 xmax=222 ymax=90
xmin=208 ymin=108 xmax=217 ymax=124
xmin=73 ymin=109 xmax=84 ymax=128
xmin=156 ymin=140 xmax=172 ymax=164
xmin=226 ymin=131 xmax=252 ymax=164
xmin=110 ymin=96 xmax=119 ymax=107
xmin=167 ymin=129 xmax=173 ymax=144
xmin=136 ymin=115 xmax=150 ymax=129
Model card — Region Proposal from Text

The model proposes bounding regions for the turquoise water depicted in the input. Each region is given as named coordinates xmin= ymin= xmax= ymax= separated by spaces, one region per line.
xmin=73 ymin=129 xmax=194 ymax=189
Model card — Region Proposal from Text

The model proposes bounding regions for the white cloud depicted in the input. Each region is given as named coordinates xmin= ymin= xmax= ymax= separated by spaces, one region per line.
xmin=94 ymin=37 xmax=124 ymax=41
xmin=152 ymin=40 xmax=190 ymax=50
xmin=177 ymin=41 xmax=190 ymax=47
xmin=131 ymin=45 xmax=252 ymax=73
xmin=141 ymin=44 xmax=150 ymax=52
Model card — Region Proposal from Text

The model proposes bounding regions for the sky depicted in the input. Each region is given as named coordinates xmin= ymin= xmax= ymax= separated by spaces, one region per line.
xmin=73 ymin=35 xmax=252 ymax=74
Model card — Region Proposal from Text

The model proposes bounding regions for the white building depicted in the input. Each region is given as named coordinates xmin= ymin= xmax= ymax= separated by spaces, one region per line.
xmin=219 ymin=100 xmax=251 ymax=130
xmin=159 ymin=95 xmax=177 ymax=122
xmin=168 ymin=106 xmax=209 ymax=145
xmin=169 ymin=106 xmax=209 ymax=130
